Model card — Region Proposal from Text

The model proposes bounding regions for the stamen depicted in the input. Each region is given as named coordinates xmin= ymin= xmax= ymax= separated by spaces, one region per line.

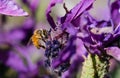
xmin=63 ymin=3 xmax=69 ymax=13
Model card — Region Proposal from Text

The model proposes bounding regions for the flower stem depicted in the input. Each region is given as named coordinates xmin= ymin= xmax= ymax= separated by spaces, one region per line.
xmin=80 ymin=53 xmax=109 ymax=78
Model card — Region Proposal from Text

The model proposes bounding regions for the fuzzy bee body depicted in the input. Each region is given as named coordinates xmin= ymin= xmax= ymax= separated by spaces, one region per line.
xmin=31 ymin=34 xmax=41 ymax=49
xmin=31 ymin=29 xmax=49 ymax=49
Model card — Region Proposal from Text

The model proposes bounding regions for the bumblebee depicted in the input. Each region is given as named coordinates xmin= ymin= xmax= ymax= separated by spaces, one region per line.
xmin=30 ymin=29 xmax=50 ymax=49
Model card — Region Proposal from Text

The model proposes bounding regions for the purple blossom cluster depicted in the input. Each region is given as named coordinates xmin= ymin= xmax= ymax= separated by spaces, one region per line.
xmin=45 ymin=0 xmax=120 ymax=78
xmin=0 ymin=0 xmax=120 ymax=78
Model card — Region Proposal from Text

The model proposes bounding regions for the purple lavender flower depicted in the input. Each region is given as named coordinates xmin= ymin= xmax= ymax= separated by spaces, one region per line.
xmin=0 ymin=0 xmax=28 ymax=16
xmin=44 ymin=0 xmax=120 ymax=78
xmin=0 ymin=19 xmax=37 ymax=78
xmin=6 ymin=45 xmax=42 ymax=78
xmin=0 ymin=1 xmax=38 ymax=77
xmin=1 ymin=0 xmax=120 ymax=78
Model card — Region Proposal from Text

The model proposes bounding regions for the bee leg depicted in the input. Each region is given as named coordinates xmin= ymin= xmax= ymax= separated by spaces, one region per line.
xmin=41 ymin=45 xmax=46 ymax=49
xmin=36 ymin=44 xmax=45 ymax=49
xmin=41 ymin=45 xmax=45 ymax=49
xmin=48 ymin=28 xmax=52 ymax=41
xmin=42 ymin=39 xmax=46 ymax=43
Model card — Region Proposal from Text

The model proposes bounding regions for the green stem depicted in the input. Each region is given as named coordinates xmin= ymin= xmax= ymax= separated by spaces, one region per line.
xmin=80 ymin=53 xmax=109 ymax=78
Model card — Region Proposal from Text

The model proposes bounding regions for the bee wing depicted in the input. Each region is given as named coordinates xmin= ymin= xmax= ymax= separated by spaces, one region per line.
xmin=27 ymin=37 xmax=32 ymax=46
xmin=0 ymin=0 xmax=28 ymax=16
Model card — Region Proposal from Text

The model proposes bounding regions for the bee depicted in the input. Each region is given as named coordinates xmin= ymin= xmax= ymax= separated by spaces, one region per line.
xmin=29 ymin=29 xmax=51 ymax=49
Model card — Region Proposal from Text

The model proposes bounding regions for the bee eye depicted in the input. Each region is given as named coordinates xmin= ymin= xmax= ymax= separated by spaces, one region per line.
xmin=36 ymin=30 xmax=41 ymax=34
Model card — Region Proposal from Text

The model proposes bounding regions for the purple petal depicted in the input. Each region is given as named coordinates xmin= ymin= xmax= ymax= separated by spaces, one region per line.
xmin=114 ymin=23 xmax=120 ymax=34
xmin=75 ymin=38 xmax=88 ymax=56
xmin=72 ymin=12 xmax=97 ymax=27
xmin=110 ymin=24 xmax=120 ymax=42
xmin=46 ymin=0 xmax=63 ymax=29
xmin=111 ymin=0 xmax=120 ymax=26
xmin=62 ymin=56 xmax=84 ymax=78
xmin=61 ymin=0 xmax=95 ymax=23
xmin=90 ymin=26 xmax=113 ymax=41
xmin=62 ymin=22 xmax=77 ymax=35
xmin=63 ymin=39 xmax=86 ymax=78
xmin=52 ymin=37 xmax=87 ymax=68
xmin=105 ymin=47 xmax=120 ymax=62
xmin=0 ymin=0 xmax=28 ymax=16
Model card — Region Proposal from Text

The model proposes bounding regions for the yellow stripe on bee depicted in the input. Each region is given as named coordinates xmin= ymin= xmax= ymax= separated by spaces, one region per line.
xmin=31 ymin=29 xmax=49 ymax=49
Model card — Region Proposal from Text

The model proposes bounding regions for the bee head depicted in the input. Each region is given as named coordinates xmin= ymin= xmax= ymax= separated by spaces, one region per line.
xmin=36 ymin=30 xmax=42 ymax=34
